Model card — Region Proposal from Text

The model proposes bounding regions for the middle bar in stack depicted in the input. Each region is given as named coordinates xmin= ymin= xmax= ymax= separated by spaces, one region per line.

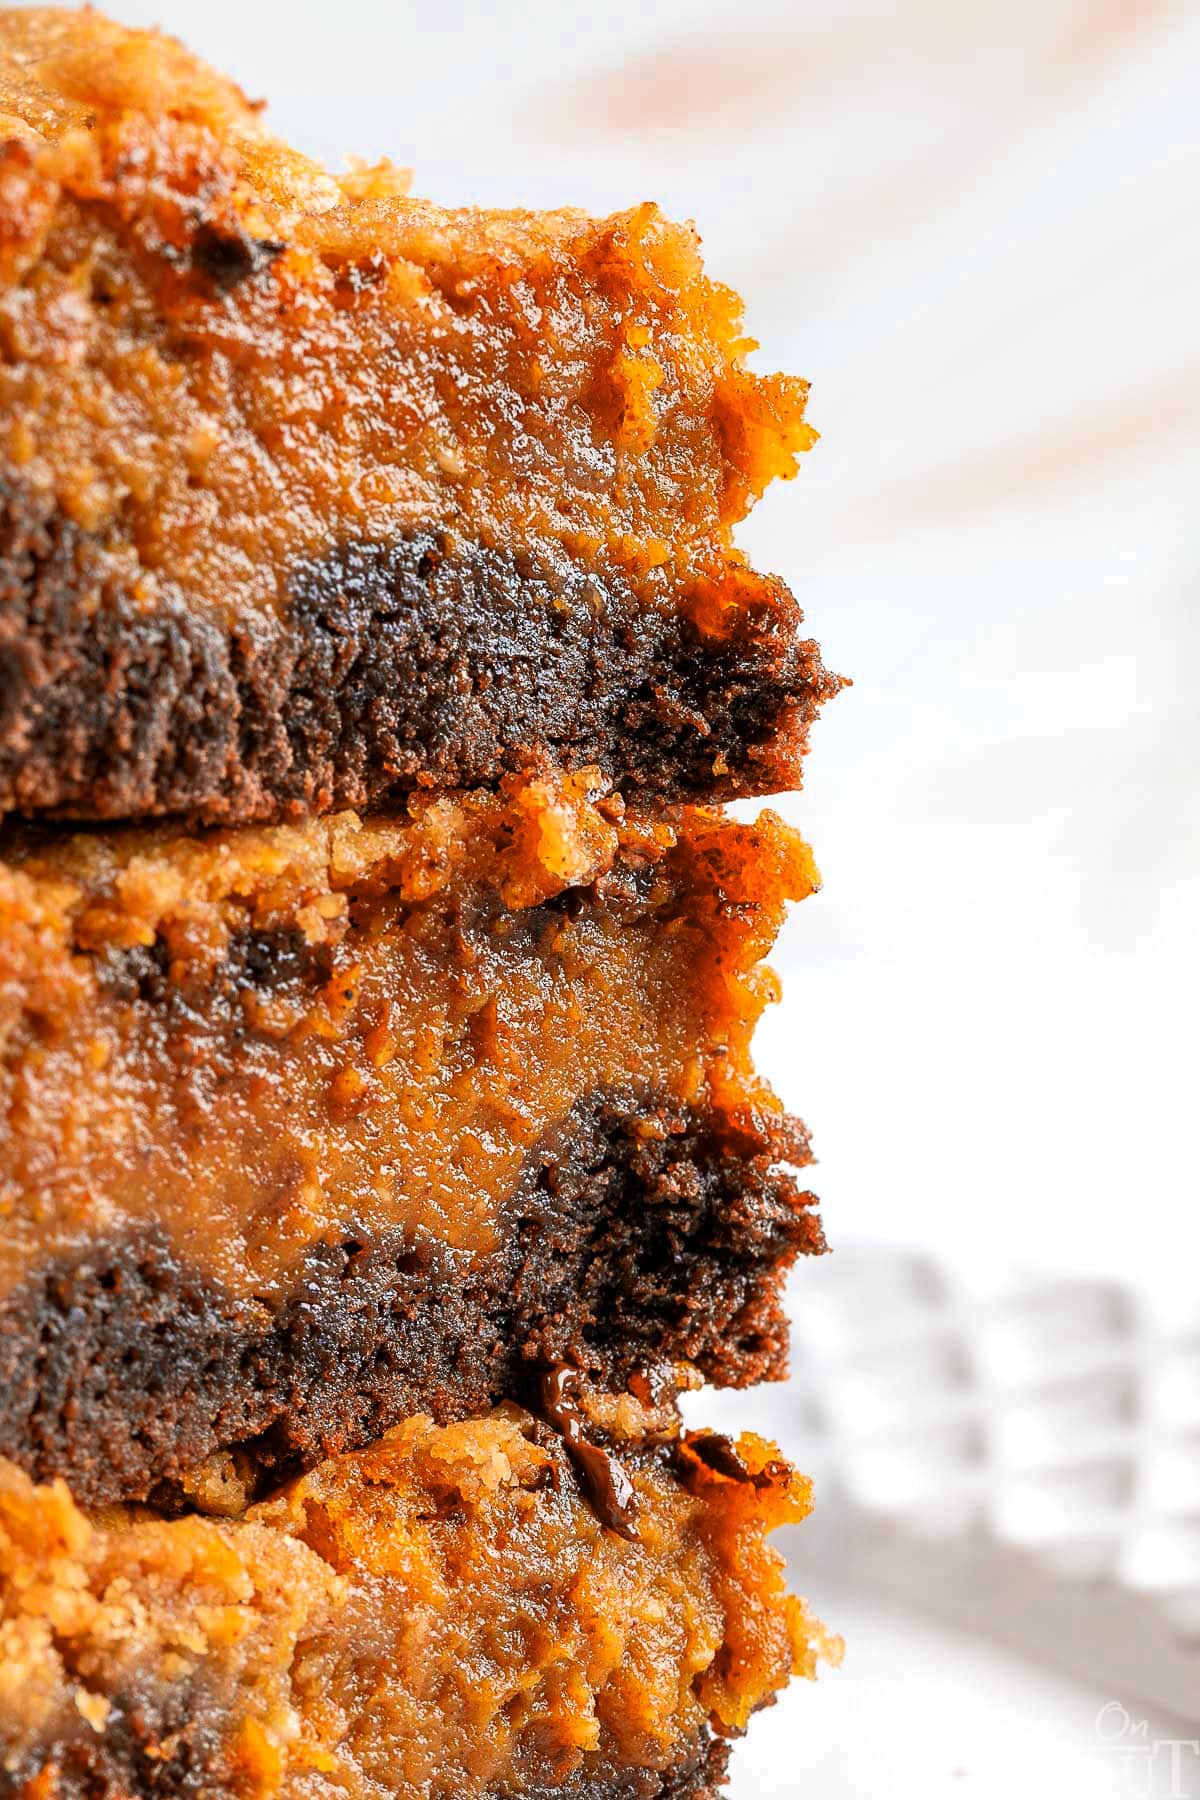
xmin=0 ymin=770 xmax=822 ymax=1508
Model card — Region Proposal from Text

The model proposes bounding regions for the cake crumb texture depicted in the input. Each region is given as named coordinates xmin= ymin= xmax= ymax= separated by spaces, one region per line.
xmin=0 ymin=8 xmax=838 ymax=824
xmin=0 ymin=1406 xmax=837 ymax=1799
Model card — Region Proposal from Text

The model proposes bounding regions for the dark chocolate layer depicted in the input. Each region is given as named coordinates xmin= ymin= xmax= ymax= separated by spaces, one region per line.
xmin=520 ymin=1734 xmax=731 ymax=1799
xmin=0 ymin=1714 xmax=727 ymax=1800
xmin=0 ymin=1686 xmax=223 ymax=1800
xmin=0 ymin=1099 xmax=822 ymax=1507
xmin=0 ymin=480 xmax=836 ymax=824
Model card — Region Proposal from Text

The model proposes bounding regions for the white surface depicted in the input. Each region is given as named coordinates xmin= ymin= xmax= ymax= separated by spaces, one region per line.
xmin=695 ymin=1249 xmax=1200 ymax=1726
xmin=733 ymin=1574 xmax=1199 ymax=1799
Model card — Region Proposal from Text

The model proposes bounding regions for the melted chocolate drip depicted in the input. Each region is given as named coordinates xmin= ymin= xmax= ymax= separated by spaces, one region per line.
xmin=540 ymin=1365 xmax=640 ymax=1541
xmin=191 ymin=223 xmax=285 ymax=291
xmin=685 ymin=1430 xmax=788 ymax=1489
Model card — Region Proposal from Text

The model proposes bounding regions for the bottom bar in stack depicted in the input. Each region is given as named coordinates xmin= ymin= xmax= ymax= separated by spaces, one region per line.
xmin=0 ymin=1387 xmax=837 ymax=1800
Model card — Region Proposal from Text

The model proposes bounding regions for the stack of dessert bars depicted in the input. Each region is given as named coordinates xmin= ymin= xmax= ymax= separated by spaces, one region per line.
xmin=0 ymin=12 xmax=843 ymax=1799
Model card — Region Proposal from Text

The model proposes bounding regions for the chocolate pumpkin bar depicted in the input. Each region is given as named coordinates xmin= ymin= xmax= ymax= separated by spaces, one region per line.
xmin=0 ymin=770 xmax=822 ymax=1506
xmin=0 ymin=1396 xmax=837 ymax=1800
xmin=0 ymin=7 xmax=838 ymax=828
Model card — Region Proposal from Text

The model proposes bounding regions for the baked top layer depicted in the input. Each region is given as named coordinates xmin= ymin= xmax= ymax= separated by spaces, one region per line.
xmin=0 ymin=1400 xmax=838 ymax=1800
xmin=0 ymin=773 xmax=823 ymax=1503
xmin=0 ymin=8 xmax=838 ymax=826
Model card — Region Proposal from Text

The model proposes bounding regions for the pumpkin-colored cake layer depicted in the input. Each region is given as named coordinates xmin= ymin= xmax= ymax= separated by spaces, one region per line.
xmin=0 ymin=1398 xmax=838 ymax=1800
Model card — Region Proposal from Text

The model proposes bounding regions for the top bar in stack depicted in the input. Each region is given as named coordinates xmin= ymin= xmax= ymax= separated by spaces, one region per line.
xmin=0 ymin=7 xmax=838 ymax=826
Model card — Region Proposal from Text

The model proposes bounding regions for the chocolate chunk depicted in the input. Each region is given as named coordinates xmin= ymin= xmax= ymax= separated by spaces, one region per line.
xmin=191 ymin=223 xmax=285 ymax=291
xmin=540 ymin=1365 xmax=640 ymax=1541
xmin=685 ymin=1430 xmax=789 ymax=1488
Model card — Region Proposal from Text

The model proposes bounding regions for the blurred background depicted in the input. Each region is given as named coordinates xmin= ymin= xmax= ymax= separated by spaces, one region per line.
xmin=30 ymin=1 xmax=1199 ymax=1791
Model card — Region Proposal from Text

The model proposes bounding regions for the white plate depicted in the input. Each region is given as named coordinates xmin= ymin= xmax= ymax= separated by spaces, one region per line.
xmin=688 ymin=1245 xmax=1200 ymax=1790
xmin=730 ymin=1571 xmax=1199 ymax=1799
